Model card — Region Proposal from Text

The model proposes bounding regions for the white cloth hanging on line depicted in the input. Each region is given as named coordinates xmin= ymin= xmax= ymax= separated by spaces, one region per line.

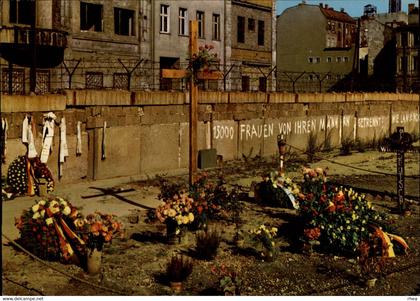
xmin=22 ymin=115 xmax=38 ymax=158
xmin=59 ymin=117 xmax=69 ymax=178
xmin=76 ymin=121 xmax=82 ymax=156
xmin=40 ymin=112 xmax=57 ymax=163
xmin=1 ymin=118 xmax=8 ymax=162
xmin=101 ymin=121 xmax=107 ymax=160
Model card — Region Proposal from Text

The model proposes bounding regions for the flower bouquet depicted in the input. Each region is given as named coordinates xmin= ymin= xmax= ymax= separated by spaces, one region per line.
xmin=187 ymin=44 xmax=220 ymax=83
xmin=249 ymin=225 xmax=278 ymax=261
xmin=156 ymin=192 xmax=195 ymax=243
xmin=83 ymin=212 xmax=123 ymax=251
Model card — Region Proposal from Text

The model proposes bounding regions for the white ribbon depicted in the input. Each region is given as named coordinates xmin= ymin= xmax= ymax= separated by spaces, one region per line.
xmin=22 ymin=116 xmax=29 ymax=143
xmin=59 ymin=117 xmax=69 ymax=178
xmin=76 ymin=121 xmax=82 ymax=156
xmin=40 ymin=113 xmax=56 ymax=163
xmin=2 ymin=118 xmax=8 ymax=161
xmin=22 ymin=115 xmax=38 ymax=158
xmin=101 ymin=121 xmax=107 ymax=160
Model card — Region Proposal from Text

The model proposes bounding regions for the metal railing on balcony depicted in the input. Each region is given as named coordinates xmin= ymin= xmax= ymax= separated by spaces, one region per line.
xmin=0 ymin=26 xmax=67 ymax=48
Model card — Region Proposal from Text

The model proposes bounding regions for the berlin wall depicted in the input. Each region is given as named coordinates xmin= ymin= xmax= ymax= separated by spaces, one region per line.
xmin=1 ymin=91 xmax=419 ymax=184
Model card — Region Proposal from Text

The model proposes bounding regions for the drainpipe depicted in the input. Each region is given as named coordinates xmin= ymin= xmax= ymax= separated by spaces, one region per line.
xmin=223 ymin=0 xmax=227 ymax=91
xmin=151 ymin=0 xmax=155 ymax=90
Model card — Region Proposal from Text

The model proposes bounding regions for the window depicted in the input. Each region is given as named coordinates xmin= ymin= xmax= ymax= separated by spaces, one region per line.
xmin=179 ymin=8 xmax=188 ymax=35
xmin=315 ymin=57 xmax=321 ymax=63
xmin=160 ymin=4 xmax=170 ymax=33
xmin=326 ymin=74 xmax=332 ymax=80
xmin=248 ymin=18 xmax=255 ymax=31
xmin=336 ymin=56 xmax=342 ymax=63
xmin=80 ymin=2 xmax=103 ymax=32
xmin=9 ymin=0 xmax=35 ymax=25
xmin=258 ymin=20 xmax=265 ymax=46
xmin=114 ymin=8 xmax=135 ymax=36
xmin=343 ymin=56 xmax=349 ymax=63
xmin=259 ymin=77 xmax=267 ymax=92
xmin=86 ymin=72 xmax=103 ymax=89
xmin=327 ymin=57 xmax=332 ymax=63
xmin=113 ymin=73 xmax=129 ymax=89
xmin=241 ymin=76 xmax=250 ymax=92
xmin=212 ymin=14 xmax=220 ymax=40
xmin=412 ymin=56 xmax=418 ymax=72
xmin=237 ymin=16 xmax=245 ymax=43
xmin=308 ymin=57 xmax=314 ymax=64
xmin=197 ymin=11 xmax=205 ymax=38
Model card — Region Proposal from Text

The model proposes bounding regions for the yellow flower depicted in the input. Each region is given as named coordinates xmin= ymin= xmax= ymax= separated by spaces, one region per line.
xmin=176 ymin=215 xmax=183 ymax=225
xmin=367 ymin=202 xmax=372 ymax=209
xmin=32 ymin=212 xmax=41 ymax=219
xmin=188 ymin=213 xmax=194 ymax=222
xmin=40 ymin=210 xmax=45 ymax=218
xmin=32 ymin=204 xmax=40 ymax=213
xmin=39 ymin=200 xmax=46 ymax=206
xmin=271 ymin=241 xmax=275 ymax=246
xmin=46 ymin=217 xmax=54 ymax=225
xmin=168 ymin=209 xmax=176 ymax=218
xmin=182 ymin=216 xmax=190 ymax=224
xmin=62 ymin=206 xmax=71 ymax=215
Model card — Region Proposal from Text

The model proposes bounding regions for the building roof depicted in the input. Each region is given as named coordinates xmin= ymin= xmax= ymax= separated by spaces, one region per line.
xmin=320 ymin=7 xmax=356 ymax=24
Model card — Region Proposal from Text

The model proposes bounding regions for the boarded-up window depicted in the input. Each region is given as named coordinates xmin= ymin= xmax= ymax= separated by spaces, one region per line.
xmin=237 ymin=16 xmax=245 ymax=43
xmin=80 ymin=2 xmax=103 ymax=32
xmin=86 ymin=72 xmax=103 ymax=89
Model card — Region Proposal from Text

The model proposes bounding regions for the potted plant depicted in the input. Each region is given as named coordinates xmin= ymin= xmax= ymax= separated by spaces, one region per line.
xmin=195 ymin=229 xmax=221 ymax=260
xmin=211 ymin=264 xmax=241 ymax=296
xmin=187 ymin=44 xmax=220 ymax=83
xmin=249 ymin=224 xmax=278 ymax=261
xmin=83 ymin=212 xmax=123 ymax=274
xmin=155 ymin=193 xmax=195 ymax=244
xmin=166 ymin=255 xmax=193 ymax=293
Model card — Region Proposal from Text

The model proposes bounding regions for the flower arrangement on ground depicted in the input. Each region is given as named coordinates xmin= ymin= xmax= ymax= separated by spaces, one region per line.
xmin=255 ymin=170 xmax=300 ymax=208
xmin=249 ymin=224 xmax=278 ymax=260
xmin=297 ymin=167 xmax=383 ymax=255
xmin=15 ymin=197 xmax=123 ymax=263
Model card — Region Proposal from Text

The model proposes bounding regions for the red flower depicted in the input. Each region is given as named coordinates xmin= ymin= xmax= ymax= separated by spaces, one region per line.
xmin=304 ymin=228 xmax=321 ymax=240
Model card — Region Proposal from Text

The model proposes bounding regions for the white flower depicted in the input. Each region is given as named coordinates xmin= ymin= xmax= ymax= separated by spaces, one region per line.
xmin=39 ymin=200 xmax=46 ymax=206
xmin=32 ymin=204 xmax=40 ymax=213
xmin=49 ymin=200 xmax=58 ymax=208
xmin=46 ymin=217 xmax=54 ymax=225
xmin=50 ymin=206 xmax=60 ymax=214
xmin=40 ymin=210 xmax=45 ymax=217
xmin=32 ymin=212 xmax=41 ymax=219
xmin=62 ymin=206 xmax=71 ymax=215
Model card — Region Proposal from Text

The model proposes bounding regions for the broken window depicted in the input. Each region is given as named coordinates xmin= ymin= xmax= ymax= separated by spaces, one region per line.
xmin=212 ymin=14 xmax=220 ymax=40
xmin=9 ymin=0 xmax=35 ymax=25
xmin=237 ymin=16 xmax=245 ymax=43
xmin=248 ymin=18 xmax=255 ymax=32
xmin=197 ymin=11 xmax=205 ymax=38
xmin=179 ymin=8 xmax=188 ymax=36
xmin=80 ymin=2 xmax=103 ymax=32
xmin=160 ymin=4 xmax=170 ymax=33
xmin=258 ymin=20 xmax=264 ymax=46
xmin=114 ymin=8 xmax=135 ymax=36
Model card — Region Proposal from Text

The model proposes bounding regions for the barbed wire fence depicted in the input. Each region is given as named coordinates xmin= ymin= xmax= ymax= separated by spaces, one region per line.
xmin=0 ymin=58 xmax=409 ymax=95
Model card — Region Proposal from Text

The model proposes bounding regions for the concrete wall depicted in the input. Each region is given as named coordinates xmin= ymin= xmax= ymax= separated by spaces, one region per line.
xmin=1 ymin=91 xmax=419 ymax=184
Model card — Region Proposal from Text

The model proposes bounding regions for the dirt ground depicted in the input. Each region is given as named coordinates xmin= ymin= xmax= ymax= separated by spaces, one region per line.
xmin=2 ymin=149 xmax=420 ymax=296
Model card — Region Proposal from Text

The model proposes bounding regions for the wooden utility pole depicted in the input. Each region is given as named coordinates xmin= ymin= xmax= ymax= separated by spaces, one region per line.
xmin=161 ymin=21 xmax=222 ymax=184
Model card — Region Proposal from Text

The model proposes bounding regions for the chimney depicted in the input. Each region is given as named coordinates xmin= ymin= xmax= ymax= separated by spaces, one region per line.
xmin=325 ymin=4 xmax=328 ymax=9
xmin=319 ymin=3 xmax=323 ymax=8
xmin=408 ymin=3 xmax=415 ymax=13
xmin=340 ymin=8 xmax=345 ymax=12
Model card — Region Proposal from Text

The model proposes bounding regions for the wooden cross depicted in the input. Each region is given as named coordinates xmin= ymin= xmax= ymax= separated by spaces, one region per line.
xmin=161 ymin=20 xmax=223 ymax=185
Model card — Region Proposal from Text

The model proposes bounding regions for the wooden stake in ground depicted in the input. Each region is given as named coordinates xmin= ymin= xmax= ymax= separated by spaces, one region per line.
xmin=161 ymin=20 xmax=222 ymax=185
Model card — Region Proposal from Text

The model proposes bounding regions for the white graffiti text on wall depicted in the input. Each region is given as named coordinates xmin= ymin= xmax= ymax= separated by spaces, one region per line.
xmin=392 ymin=112 xmax=419 ymax=124
xmin=357 ymin=116 xmax=386 ymax=128
xmin=213 ymin=125 xmax=235 ymax=140
xmin=240 ymin=123 xmax=274 ymax=140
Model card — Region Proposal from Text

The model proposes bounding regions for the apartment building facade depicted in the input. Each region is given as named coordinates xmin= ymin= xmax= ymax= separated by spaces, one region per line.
xmin=276 ymin=2 xmax=356 ymax=92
